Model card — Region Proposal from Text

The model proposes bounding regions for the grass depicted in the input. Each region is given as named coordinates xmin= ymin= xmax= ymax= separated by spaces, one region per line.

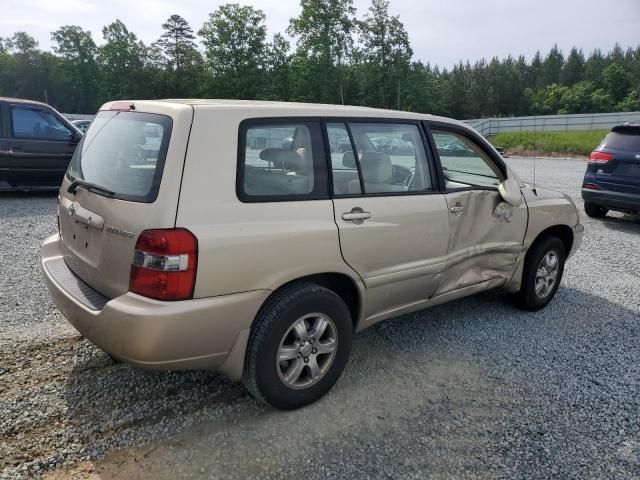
xmin=490 ymin=130 xmax=608 ymax=156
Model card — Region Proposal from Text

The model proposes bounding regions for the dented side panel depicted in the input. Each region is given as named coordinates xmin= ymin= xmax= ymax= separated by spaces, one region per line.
xmin=521 ymin=186 xmax=580 ymax=250
xmin=435 ymin=189 xmax=527 ymax=296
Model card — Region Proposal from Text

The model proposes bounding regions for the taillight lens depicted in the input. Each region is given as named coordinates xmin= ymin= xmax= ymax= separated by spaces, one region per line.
xmin=129 ymin=228 xmax=198 ymax=301
xmin=582 ymin=183 xmax=601 ymax=190
xmin=589 ymin=151 xmax=613 ymax=163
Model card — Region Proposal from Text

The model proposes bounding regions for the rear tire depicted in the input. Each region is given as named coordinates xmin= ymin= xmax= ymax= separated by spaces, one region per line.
xmin=515 ymin=236 xmax=566 ymax=311
xmin=243 ymin=282 xmax=353 ymax=410
xmin=584 ymin=202 xmax=608 ymax=218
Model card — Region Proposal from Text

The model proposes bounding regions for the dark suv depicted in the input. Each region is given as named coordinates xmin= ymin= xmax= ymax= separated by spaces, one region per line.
xmin=0 ymin=97 xmax=81 ymax=190
xmin=582 ymin=124 xmax=640 ymax=218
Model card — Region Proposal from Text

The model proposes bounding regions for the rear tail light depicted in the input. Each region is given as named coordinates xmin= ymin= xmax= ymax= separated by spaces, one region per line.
xmin=129 ymin=228 xmax=198 ymax=301
xmin=589 ymin=151 xmax=613 ymax=163
xmin=582 ymin=183 xmax=601 ymax=190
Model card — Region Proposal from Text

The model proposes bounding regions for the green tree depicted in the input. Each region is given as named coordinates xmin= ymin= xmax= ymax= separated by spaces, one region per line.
xmin=3 ymin=32 xmax=59 ymax=103
xmin=1 ymin=17 xmax=639 ymax=119
xmin=538 ymin=83 xmax=569 ymax=114
xmin=0 ymin=37 xmax=13 ymax=54
xmin=617 ymin=87 xmax=640 ymax=111
xmin=558 ymin=80 xmax=594 ymax=113
xmin=11 ymin=31 xmax=38 ymax=54
xmin=584 ymin=49 xmax=606 ymax=87
xmin=442 ymin=62 xmax=471 ymax=118
xmin=97 ymin=20 xmax=150 ymax=102
xmin=402 ymin=62 xmax=445 ymax=114
xmin=262 ymin=33 xmax=291 ymax=100
xmin=589 ymin=88 xmax=614 ymax=112
xmin=541 ymin=44 xmax=564 ymax=86
xmin=51 ymin=26 xmax=99 ymax=112
xmin=288 ymin=0 xmax=356 ymax=104
xmin=560 ymin=47 xmax=584 ymax=86
xmin=157 ymin=15 xmax=197 ymax=71
xmin=199 ymin=4 xmax=268 ymax=99
xmin=358 ymin=0 xmax=412 ymax=109
xmin=603 ymin=62 xmax=630 ymax=103
xmin=528 ymin=51 xmax=543 ymax=89
xmin=154 ymin=15 xmax=203 ymax=97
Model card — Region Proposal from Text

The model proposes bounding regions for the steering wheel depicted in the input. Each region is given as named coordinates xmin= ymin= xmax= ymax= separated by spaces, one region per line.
xmin=406 ymin=170 xmax=418 ymax=190
xmin=390 ymin=164 xmax=411 ymax=185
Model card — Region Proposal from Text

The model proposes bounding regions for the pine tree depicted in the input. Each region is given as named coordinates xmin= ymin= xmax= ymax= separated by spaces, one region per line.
xmin=157 ymin=15 xmax=196 ymax=72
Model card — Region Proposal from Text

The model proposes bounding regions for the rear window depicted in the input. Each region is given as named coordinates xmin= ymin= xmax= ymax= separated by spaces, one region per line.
xmin=600 ymin=132 xmax=640 ymax=151
xmin=67 ymin=111 xmax=172 ymax=202
xmin=238 ymin=120 xmax=327 ymax=202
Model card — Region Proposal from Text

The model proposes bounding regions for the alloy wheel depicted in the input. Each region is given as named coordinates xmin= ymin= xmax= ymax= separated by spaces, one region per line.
xmin=535 ymin=250 xmax=559 ymax=299
xmin=276 ymin=313 xmax=338 ymax=390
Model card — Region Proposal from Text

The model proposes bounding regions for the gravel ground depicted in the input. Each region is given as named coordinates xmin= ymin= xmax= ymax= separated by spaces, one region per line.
xmin=1 ymin=157 xmax=639 ymax=479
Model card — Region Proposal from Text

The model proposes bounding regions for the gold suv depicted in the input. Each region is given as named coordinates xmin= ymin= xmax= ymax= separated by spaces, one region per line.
xmin=41 ymin=100 xmax=584 ymax=409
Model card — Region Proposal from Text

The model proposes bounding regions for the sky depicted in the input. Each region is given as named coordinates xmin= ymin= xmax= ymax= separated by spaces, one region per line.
xmin=0 ymin=0 xmax=639 ymax=68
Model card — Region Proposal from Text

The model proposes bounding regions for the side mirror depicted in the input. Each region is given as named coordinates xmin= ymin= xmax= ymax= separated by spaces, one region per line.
xmin=498 ymin=177 xmax=522 ymax=207
xmin=71 ymin=131 xmax=82 ymax=142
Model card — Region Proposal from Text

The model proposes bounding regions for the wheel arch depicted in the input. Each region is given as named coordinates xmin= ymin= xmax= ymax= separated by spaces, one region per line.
xmin=530 ymin=224 xmax=574 ymax=256
xmin=505 ymin=223 xmax=574 ymax=294
xmin=259 ymin=272 xmax=365 ymax=331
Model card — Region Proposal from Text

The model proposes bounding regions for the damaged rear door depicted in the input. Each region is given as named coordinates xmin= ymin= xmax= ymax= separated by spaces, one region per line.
xmin=427 ymin=126 xmax=527 ymax=296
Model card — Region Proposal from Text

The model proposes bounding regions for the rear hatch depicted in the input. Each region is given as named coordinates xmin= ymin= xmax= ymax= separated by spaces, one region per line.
xmin=58 ymin=101 xmax=193 ymax=299
xmin=595 ymin=126 xmax=640 ymax=193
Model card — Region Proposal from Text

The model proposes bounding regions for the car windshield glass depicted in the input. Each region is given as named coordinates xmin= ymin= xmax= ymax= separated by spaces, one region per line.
xmin=67 ymin=111 xmax=172 ymax=202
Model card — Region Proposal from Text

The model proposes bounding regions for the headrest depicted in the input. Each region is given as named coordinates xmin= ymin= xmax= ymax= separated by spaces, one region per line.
xmin=259 ymin=148 xmax=304 ymax=171
xmin=342 ymin=151 xmax=357 ymax=168
xmin=360 ymin=151 xmax=392 ymax=183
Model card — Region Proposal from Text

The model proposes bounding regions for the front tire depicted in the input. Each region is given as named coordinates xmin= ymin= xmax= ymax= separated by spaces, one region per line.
xmin=584 ymin=202 xmax=608 ymax=218
xmin=515 ymin=236 xmax=566 ymax=311
xmin=243 ymin=282 xmax=353 ymax=410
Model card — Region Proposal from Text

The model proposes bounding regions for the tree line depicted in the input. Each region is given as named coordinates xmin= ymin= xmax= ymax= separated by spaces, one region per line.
xmin=0 ymin=0 xmax=639 ymax=118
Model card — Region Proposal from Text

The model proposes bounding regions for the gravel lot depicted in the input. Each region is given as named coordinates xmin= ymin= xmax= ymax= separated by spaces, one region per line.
xmin=1 ymin=157 xmax=639 ymax=479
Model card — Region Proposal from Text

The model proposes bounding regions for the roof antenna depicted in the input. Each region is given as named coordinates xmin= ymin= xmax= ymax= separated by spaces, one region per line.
xmin=532 ymin=115 xmax=538 ymax=195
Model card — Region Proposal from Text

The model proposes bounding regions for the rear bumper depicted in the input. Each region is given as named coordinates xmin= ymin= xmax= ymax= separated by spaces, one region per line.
xmin=582 ymin=188 xmax=640 ymax=213
xmin=40 ymin=234 xmax=269 ymax=374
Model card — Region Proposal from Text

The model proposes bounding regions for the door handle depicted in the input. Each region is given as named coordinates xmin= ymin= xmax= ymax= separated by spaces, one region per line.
xmin=342 ymin=208 xmax=371 ymax=223
xmin=449 ymin=202 xmax=465 ymax=214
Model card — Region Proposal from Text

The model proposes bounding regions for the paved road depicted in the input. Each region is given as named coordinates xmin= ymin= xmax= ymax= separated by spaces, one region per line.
xmin=1 ymin=157 xmax=639 ymax=479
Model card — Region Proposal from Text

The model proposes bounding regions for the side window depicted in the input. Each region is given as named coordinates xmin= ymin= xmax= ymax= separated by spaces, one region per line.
xmin=344 ymin=122 xmax=433 ymax=195
xmin=240 ymin=122 xmax=325 ymax=200
xmin=11 ymin=107 xmax=72 ymax=140
xmin=431 ymin=129 xmax=501 ymax=189
xmin=327 ymin=123 xmax=361 ymax=195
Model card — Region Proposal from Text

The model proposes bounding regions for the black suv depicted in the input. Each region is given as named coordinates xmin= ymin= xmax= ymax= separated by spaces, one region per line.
xmin=0 ymin=97 xmax=82 ymax=190
xmin=582 ymin=124 xmax=640 ymax=218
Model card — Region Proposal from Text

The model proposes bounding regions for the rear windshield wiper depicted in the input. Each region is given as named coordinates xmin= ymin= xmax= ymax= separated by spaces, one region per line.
xmin=67 ymin=179 xmax=115 ymax=197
